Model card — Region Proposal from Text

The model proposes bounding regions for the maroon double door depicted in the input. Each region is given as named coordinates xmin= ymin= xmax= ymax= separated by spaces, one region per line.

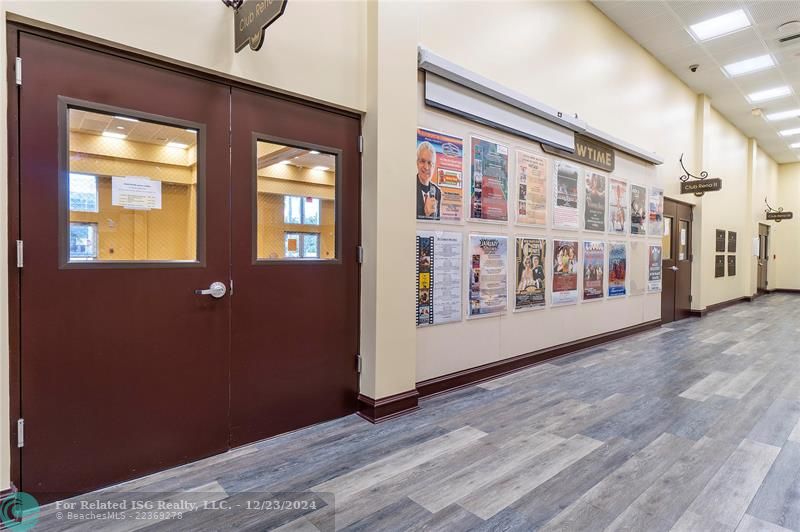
xmin=15 ymin=31 xmax=359 ymax=501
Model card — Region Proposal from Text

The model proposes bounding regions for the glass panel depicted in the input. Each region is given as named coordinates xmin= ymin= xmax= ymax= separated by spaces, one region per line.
xmin=256 ymin=140 xmax=336 ymax=260
xmin=662 ymin=216 xmax=672 ymax=261
xmin=67 ymin=107 xmax=199 ymax=262
xmin=678 ymin=220 xmax=688 ymax=261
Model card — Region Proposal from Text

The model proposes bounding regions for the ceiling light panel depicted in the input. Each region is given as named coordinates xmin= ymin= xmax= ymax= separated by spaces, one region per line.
xmin=102 ymin=131 xmax=127 ymax=140
xmin=766 ymin=109 xmax=800 ymax=121
xmin=780 ymin=127 xmax=800 ymax=137
xmin=790 ymin=142 xmax=800 ymax=148
xmin=722 ymin=54 xmax=774 ymax=77
xmin=748 ymin=86 xmax=792 ymax=103
xmin=689 ymin=9 xmax=751 ymax=41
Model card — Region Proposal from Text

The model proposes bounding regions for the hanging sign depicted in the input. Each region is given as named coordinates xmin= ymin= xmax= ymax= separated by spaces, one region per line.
xmin=766 ymin=211 xmax=793 ymax=221
xmin=680 ymin=178 xmax=722 ymax=196
xmin=542 ymin=134 xmax=615 ymax=172
xmin=235 ymin=0 xmax=288 ymax=52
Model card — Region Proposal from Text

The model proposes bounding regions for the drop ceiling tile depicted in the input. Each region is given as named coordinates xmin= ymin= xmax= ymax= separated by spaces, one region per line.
xmin=702 ymin=28 xmax=766 ymax=58
xmin=744 ymin=1 xmax=800 ymax=27
xmin=734 ymin=69 xmax=791 ymax=92
xmin=667 ymin=1 xmax=744 ymax=29
xmin=595 ymin=0 xmax=675 ymax=24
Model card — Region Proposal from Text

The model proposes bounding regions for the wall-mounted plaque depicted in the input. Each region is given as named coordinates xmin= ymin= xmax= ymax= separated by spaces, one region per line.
xmin=680 ymin=178 xmax=722 ymax=196
xmin=235 ymin=0 xmax=289 ymax=52
xmin=715 ymin=230 xmax=725 ymax=252
xmin=715 ymin=255 xmax=725 ymax=278
xmin=542 ymin=134 xmax=615 ymax=172
xmin=727 ymin=255 xmax=736 ymax=277
xmin=766 ymin=211 xmax=793 ymax=221
xmin=727 ymin=231 xmax=737 ymax=253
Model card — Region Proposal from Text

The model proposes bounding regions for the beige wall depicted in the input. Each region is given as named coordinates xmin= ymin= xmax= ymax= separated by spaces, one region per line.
xmin=752 ymin=148 xmax=780 ymax=293
xmin=776 ymin=163 xmax=800 ymax=290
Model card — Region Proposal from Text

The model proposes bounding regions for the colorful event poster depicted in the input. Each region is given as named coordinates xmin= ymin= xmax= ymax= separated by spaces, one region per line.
xmin=552 ymin=239 xmax=578 ymax=305
xmin=468 ymin=235 xmax=508 ymax=317
xmin=648 ymin=187 xmax=664 ymax=236
xmin=630 ymin=184 xmax=647 ymax=235
xmin=515 ymin=237 xmax=546 ymax=311
xmin=416 ymin=231 xmax=463 ymax=327
xmin=630 ymin=240 xmax=646 ymax=296
xmin=516 ymin=150 xmax=547 ymax=226
xmin=583 ymin=241 xmax=605 ymax=301
xmin=648 ymin=245 xmax=663 ymax=292
xmin=584 ymin=172 xmax=606 ymax=232
xmin=416 ymin=128 xmax=464 ymax=222
xmin=608 ymin=242 xmax=627 ymax=297
xmin=608 ymin=178 xmax=628 ymax=234
xmin=470 ymin=137 xmax=509 ymax=222
xmin=552 ymin=161 xmax=580 ymax=230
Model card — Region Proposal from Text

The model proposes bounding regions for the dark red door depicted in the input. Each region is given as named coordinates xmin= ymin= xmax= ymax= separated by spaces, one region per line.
xmin=19 ymin=33 xmax=231 ymax=501
xmin=229 ymin=88 xmax=360 ymax=446
xmin=661 ymin=198 xmax=692 ymax=323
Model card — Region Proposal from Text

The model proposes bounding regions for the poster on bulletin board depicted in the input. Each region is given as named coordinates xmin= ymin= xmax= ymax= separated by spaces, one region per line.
xmin=515 ymin=151 xmax=547 ymax=226
xmin=583 ymin=241 xmax=605 ymax=301
xmin=608 ymin=178 xmax=628 ymax=234
xmin=416 ymin=231 xmax=463 ymax=327
xmin=648 ymin=245 xmax=663 ymax=292
xmin=552 ymin=161 xmax=580 ymax=230
xmin=514 ymin=237 xmax=546 ymax=311
xmin=608 ymin=243 xmax=627 ymax=297
xmin=584 ymin=172 xmax=606 ymax=232
xmin=416 ymin=128 xmax=464 ymax=222
xmin=470 ymin=137 xmax=509 ymax=222
xmin=468 ymin=234 xmax=508 ymax=317
xmin=552 ymin=239 xmax=578 ymax=305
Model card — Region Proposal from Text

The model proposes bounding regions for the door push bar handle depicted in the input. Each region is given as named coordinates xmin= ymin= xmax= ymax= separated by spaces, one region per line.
xmin=195 ymin=281 xmax=227 ymax=299
xmin=670 ymin=266 xmax=679 ymax=272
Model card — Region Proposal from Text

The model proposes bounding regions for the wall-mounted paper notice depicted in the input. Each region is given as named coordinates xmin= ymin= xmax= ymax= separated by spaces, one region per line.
xmin=112 ymin=176 xmax=162 ymax=210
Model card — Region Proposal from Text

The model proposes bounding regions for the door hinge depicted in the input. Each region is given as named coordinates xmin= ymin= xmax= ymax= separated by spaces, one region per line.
xmin=689 ymin=254 xmax=693 ymax=263
xmin=15 ymin=57 xmax=21 ymax=86
xmin=358 ymin=135 xmax=363 ymax=153
xmin=357 ymin=245 xmax=364 ymax=264
xmin=17 ymin=419 xmax=23 ymax=448
xmin=356 ymin=354 xmax=362 ymax=374
xmin=16 ymin=240 xmax=23 ymax=268
xmin=689 ymin=294 xmax=693 ymax=303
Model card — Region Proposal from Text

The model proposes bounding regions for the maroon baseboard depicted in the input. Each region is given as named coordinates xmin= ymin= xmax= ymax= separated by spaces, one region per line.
xmin=772 ymin=288 xmax=800 ymax=294
xmin=416 ymin=319 xmax=662 ymax=398
xmin=691 ymin=295 xmax=754 ymax=317
xmin=357 ymin=390 xmax=419 ymax=423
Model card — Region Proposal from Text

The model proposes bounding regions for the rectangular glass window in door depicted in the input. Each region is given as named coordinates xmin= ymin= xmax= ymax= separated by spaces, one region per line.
xmin=65 ymin=105 xmax=202 ymax=264
xmin=256 ymin=140 xmax=337 ymax=260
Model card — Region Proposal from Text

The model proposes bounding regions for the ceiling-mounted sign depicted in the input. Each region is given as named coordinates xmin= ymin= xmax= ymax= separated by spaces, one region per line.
xmin=678 ymin=153 xmax=721 ymax=197
xmin=766 ymin=211 xmax=793 ymax=221
xmin=234 ymin=0 xmax=288 ymax=52
xmin=542 ymin=134 xmax=615 ymax=172
xmin=680 ymin=178 xmax=722 ymax=196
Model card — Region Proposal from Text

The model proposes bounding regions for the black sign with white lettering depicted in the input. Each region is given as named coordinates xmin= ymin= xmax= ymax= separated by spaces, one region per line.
xmin=681 ymin=178 xmax=722 ymax=196
xmin=766 ymin=211 xmax=793 ymax=221
xmin=235 ymin=0 xmax=288 ymax=52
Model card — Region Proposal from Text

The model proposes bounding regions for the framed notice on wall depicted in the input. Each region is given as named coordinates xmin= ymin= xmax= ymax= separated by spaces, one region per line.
xmin=728 ymin=255 xmax=736 ymax=277
xmin=715 ymin=255 xmax=725 ymax=278
xmin=647 ymin=245 xmax=662 ymax=292
xmin=515 ymin=150 xmax=547 ymax=226
xmin=514 ymin=237 xmax=546 ymax=311
xmin=608 ymin=178 xmax=628 ymax=234
xmin=470 ymin=137 xmax=509 ymax=222
xmin=468 ymin=234 xmax=508 ymax=317
xmin=583 ymin=241 xmax=605 ymax=301
xmin=584 ymin=172 xmax=606 ymax=232
xmin=416 ymin=231 xmax=463 ymax=327
xmin=629 ymin=184 xmax=647 ymax=235
xmin=727 ymin=231 xmax=737 ymax=253
xmin=552 ymin=239 xmax=578 ymax=305
xmin=715 ymin=230 xmax=725 ymax=252
xmin=552 ymin=161 xmax=580 ymax=230
xmin=416 ymin=128 xmax=464 ymax=223
xmin=608 ymin=243 xmax=627 ymax=297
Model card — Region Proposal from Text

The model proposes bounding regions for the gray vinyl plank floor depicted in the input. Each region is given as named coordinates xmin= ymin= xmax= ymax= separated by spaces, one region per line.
xmin=33 ymin=293 xmax=800 ymax=531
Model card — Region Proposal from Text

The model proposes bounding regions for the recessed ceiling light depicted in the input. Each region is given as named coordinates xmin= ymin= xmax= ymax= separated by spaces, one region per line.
xmin=309 ymin=150 xmax=320 ymax=155
xmin=790 ymin=142 xmax=800 ymax=148
xmin=102 ymin=131 xmax=127 ymax=140
xmin=722 ymin=54 xmax=774 ymax=77
xmin=747 ymin=86 xmax=792 ymax=103
xmin=689 ymin=9 xmax=751 ymax=41
xmin=114 ymin=116 xmax=139 ymax=122
xmin=765 ymin=109 xmax=800 ymax=121
xmin=166 ymin=142 xmax=189 ymax=149
xmin=779 ymin=127 xmax=800 ymax=137
xmin=312 ymin=166 xmax=329 ymax=171
xmin=116 ymin=126 xmax=125 ymax=130
xmin=276 ymin=160 xmax=290 ymax=165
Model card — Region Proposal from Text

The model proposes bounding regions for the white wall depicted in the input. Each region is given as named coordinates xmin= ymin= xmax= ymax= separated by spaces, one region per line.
xmin=775 ymin=163 xmax=800 ymax=290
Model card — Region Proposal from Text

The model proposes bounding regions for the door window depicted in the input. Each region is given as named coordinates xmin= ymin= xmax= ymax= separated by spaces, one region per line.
xmin=663 ymin=216 xmax=673 ymax=261
xmin=64 ymin=105 xmax=202 ymax=264
xmin=256 ymin=140 xmax=337 ymax=260
xmin=678 ymin=220 xmax=688 ymax=261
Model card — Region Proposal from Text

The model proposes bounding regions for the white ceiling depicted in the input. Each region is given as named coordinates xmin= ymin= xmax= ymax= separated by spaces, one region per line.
xmin=70 ymin=109 xmax=198 ymax=148
xmin=593 ymin=0 xmax=800 ymax=164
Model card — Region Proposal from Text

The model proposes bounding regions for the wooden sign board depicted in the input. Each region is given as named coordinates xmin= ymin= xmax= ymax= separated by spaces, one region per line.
xmin=235 ymin=0 xmax=288 ymax=52
xmin=680 ymin=178 xmax=722 ymax=196
xmin=542 ymin=134 xmax=614 ymax=173
xmin=766 ymin=211 xmax=793 ymax=221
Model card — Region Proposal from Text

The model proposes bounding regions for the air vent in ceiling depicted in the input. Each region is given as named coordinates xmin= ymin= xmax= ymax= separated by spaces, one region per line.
xmin=778 ymin=32 xmax=800 ymax=45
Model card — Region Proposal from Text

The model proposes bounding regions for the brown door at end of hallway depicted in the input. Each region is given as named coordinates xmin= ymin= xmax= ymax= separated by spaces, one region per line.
xmin=757 ymin=224 xmax=770 ymax=292
xmin=661 ymin=198 xmax=693 ymax=323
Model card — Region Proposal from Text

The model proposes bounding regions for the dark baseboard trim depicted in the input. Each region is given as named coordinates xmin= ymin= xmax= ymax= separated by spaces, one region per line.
xmin=689 ymin=309 xmax=705 ymax=317
xmin=357 ymin=390 xmax=419 ymax=423
xmin=691 ymin=295 xmax=754 ymax=317
xmin=772 ymin=288 xmax=800 ymax=294
xmin=416 ymin=319 xmax=661 ymax=398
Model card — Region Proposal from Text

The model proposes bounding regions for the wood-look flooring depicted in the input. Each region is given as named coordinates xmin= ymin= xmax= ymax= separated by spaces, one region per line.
xmin=34 ymin=293 xmax=800 ymax=531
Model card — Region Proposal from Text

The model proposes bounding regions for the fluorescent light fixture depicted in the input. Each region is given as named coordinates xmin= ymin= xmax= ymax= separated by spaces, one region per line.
xmin=780 ymin=127 xmax=800 ymax=137
xmin=276 ymin=160 xmax=290 ymax=165
xmin=102 ymin=131 xmax=127 ymax=139
xmin=765 ymin=109 xmax=800 ymax=121
xmin=689 ymin=9 xmax=751 ymax=41
xmin=790 ymin=142 xmax=800 ymax=148
xmin=114 ymin=116 xmax=139 ymax=122
xmin=312 ymin=166 xmax=329 ymax=171
xmin=166 ymin=142 xmax=189 ymax=149
xmin=722 ymin=54 xmax=774 ymax=77
xmin=309 ymin=150 xmax=320 ymax=155
xmin=747 ymin=86 xmax=791 ymax=103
